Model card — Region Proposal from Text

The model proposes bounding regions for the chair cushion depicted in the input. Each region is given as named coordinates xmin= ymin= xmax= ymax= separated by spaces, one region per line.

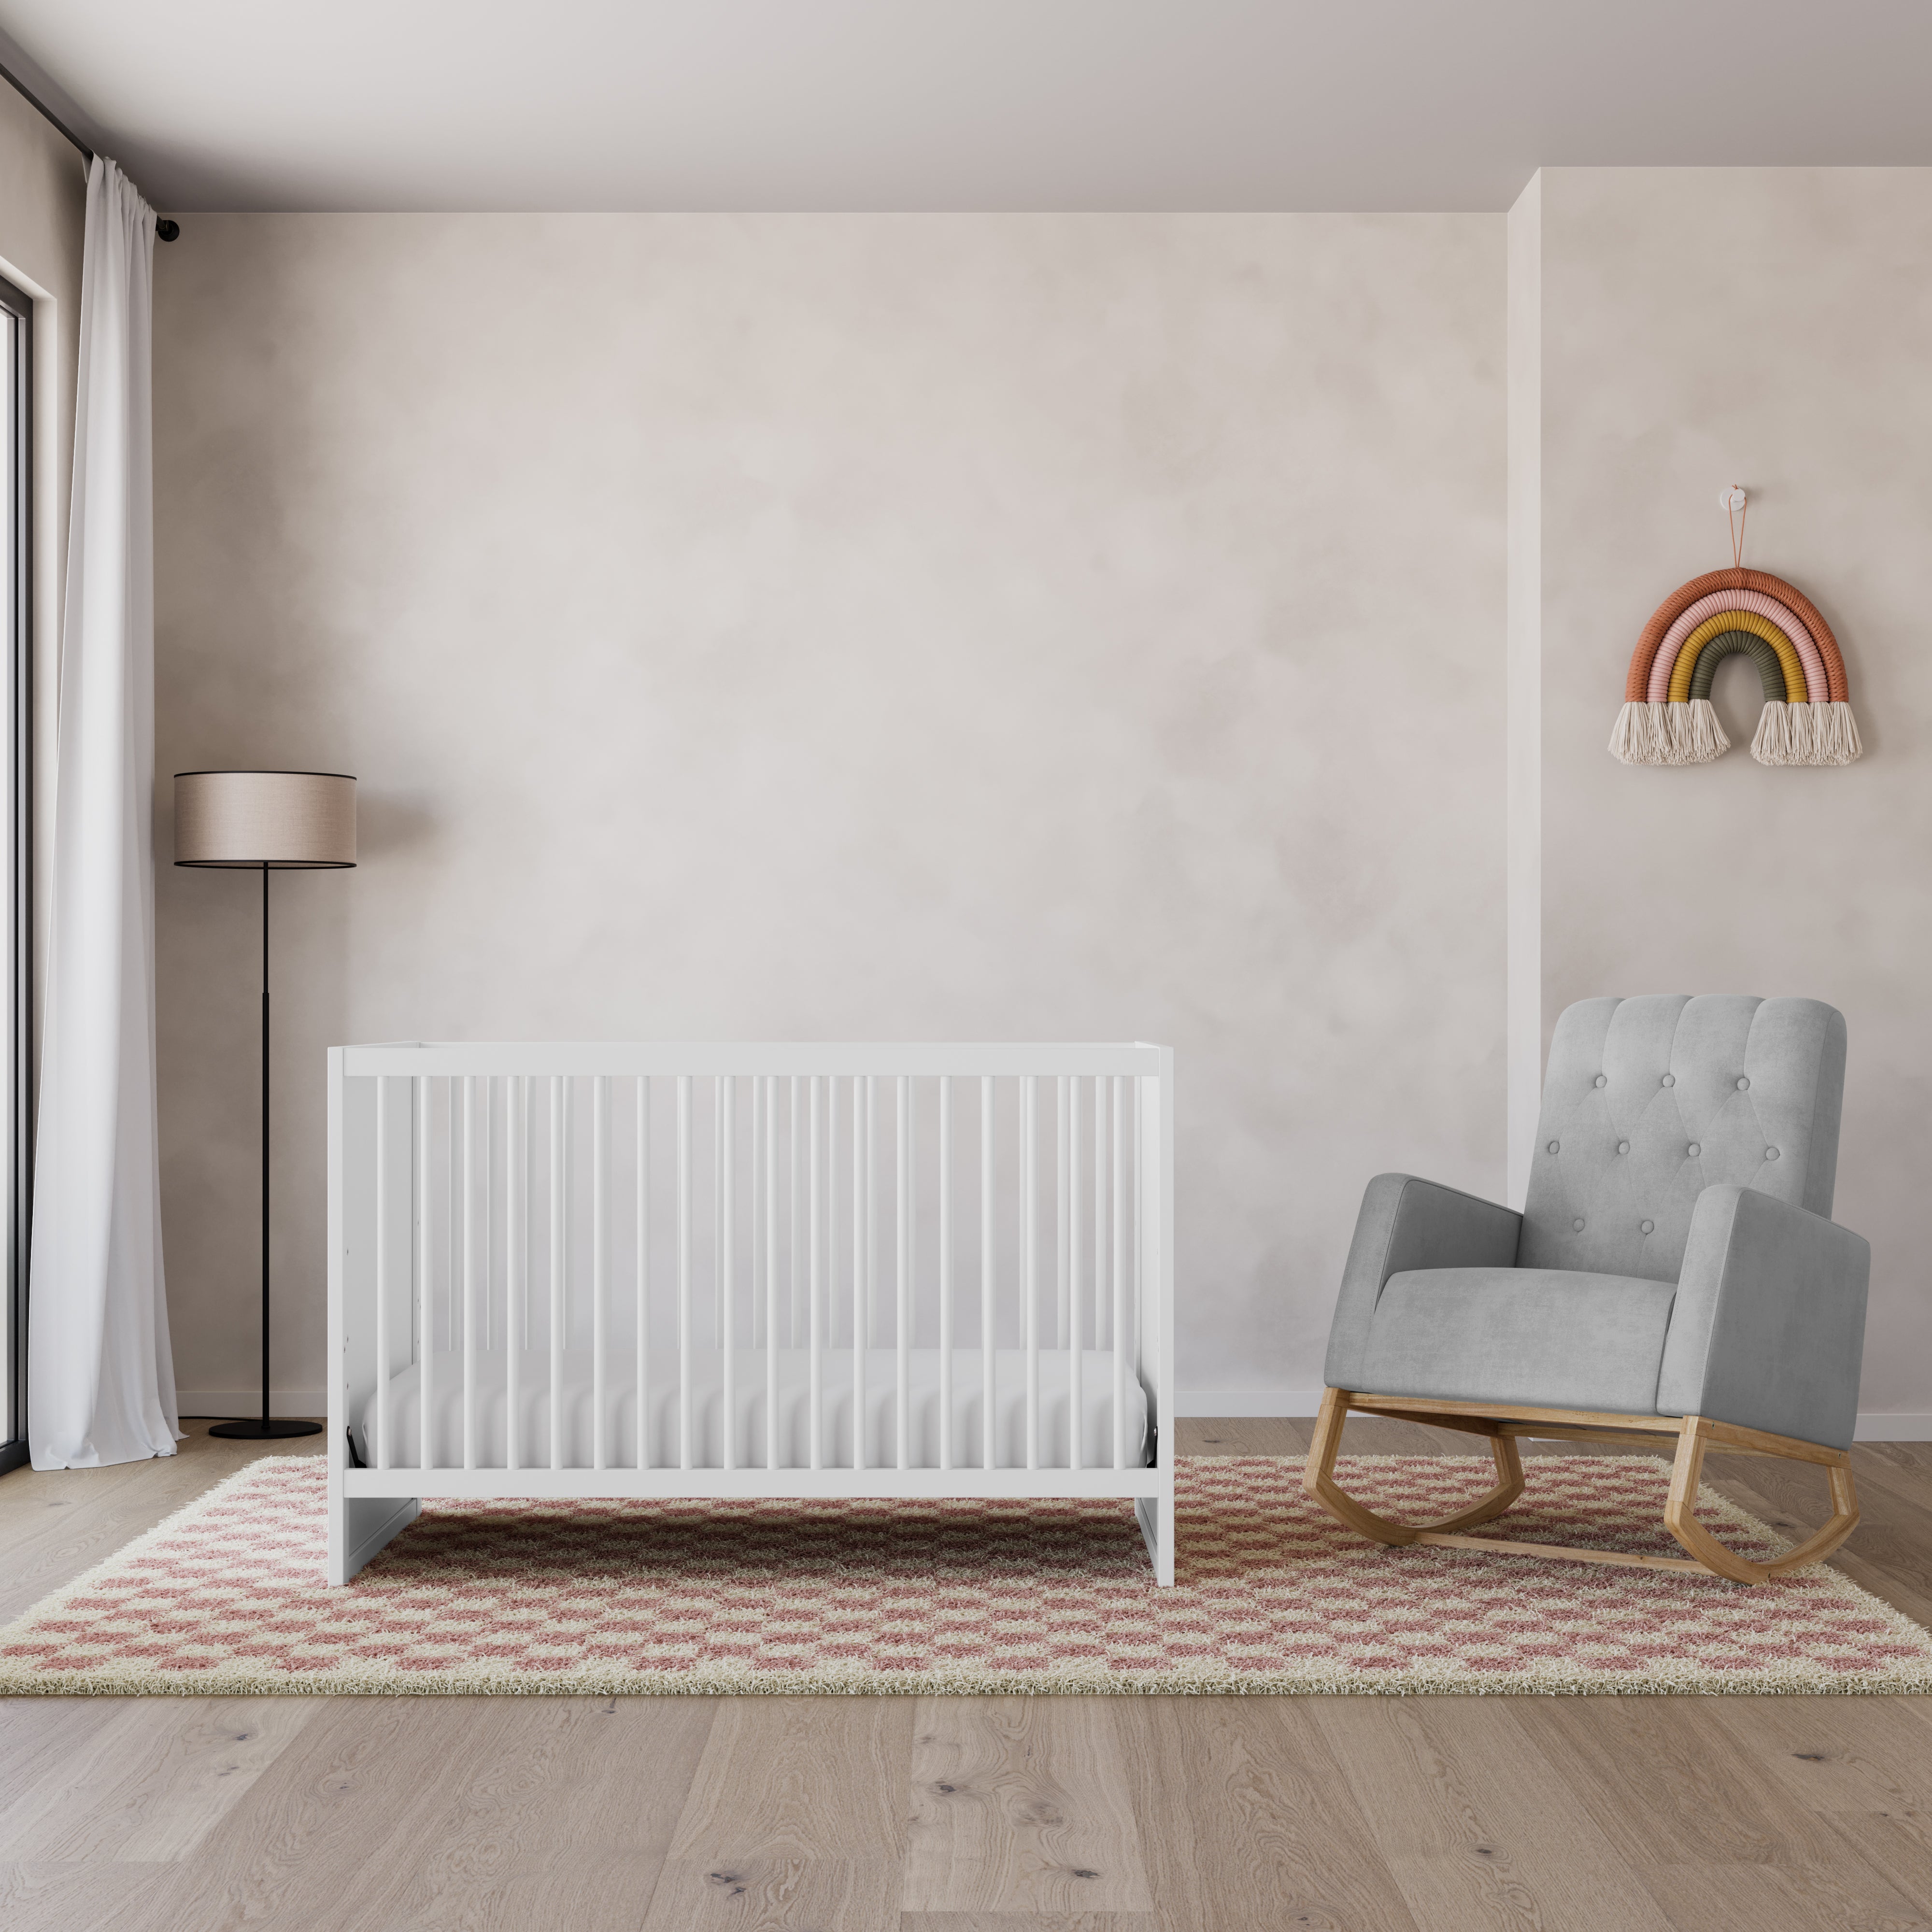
xmin=1358 ymin=1266 xmax=1679 ymax=1416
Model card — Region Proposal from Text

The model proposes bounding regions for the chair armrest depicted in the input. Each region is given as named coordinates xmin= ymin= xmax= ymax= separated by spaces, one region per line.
xmin=1658 ymin=1185 xmax=1870 ymax=1451
xmin=1323 ymin=1175 xmax=1522 ymax=1391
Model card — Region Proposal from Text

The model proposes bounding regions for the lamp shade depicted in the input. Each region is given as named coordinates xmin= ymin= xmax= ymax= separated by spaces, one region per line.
xmin=174 ymin=770 xmax=356 ymax=868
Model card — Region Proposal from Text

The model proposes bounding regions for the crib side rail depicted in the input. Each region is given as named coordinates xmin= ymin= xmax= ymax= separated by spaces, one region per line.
xmin=331 ymin=1042 xmax=1171 ymax=1484
xmin=342 ymin=1043 xmax=1161 ymax=1079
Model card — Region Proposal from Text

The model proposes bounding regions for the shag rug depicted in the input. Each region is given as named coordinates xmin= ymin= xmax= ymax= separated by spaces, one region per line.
xmin=2 ymin=1454 xmax=1929 ymax=1696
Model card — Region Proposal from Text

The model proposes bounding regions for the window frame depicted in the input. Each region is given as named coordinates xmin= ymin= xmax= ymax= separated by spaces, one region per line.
xmin=0 ymin=269 xmax=29 ymax=1476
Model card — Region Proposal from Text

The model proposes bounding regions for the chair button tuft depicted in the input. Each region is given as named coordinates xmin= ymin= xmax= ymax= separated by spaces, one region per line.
xmin=1617 ymin=1140 xmax=1630 ymax=1154
xmin=1547 ymin=1140 xmax=1560 ymax=1154
xmin=1594 ymin=1075 xmax=1607 ymax=1088
xmin=1572 ymin=1217 xmax=1586 ymax=1231
xmin=1737 ymin=1076 xmax=1750 ymax=1090
xmin=1640 ymin=1219 xmax=1655 ymax=1234
xmin=1687 ymin=1142 xmax=1701 ymax=1157
xmin=1662 ymin=1073 xmax=1675 ymax=1087
xmin=1765 ymin=1147 xmax=1779 ymax=1160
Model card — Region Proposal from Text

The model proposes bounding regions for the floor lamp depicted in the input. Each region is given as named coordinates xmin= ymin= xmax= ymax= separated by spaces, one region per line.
xmin=175 ymin=769 xmax=356 ymax=1440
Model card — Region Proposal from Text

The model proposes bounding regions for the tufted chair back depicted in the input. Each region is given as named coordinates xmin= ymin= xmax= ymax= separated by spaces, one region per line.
xmin=1518 ymin=995 xmax=1847 ymax=1285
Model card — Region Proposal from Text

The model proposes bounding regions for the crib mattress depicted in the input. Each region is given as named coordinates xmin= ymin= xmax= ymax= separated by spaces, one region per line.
xmin=352 ymin=1347 xmax=1150 ymax=1473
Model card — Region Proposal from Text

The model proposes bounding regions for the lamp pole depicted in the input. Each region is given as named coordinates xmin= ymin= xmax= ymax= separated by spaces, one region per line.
xmin=209 ymin=858 xmax=321 ymax=1439
xmin=176 ymin=770 xmax=354 ymax=1444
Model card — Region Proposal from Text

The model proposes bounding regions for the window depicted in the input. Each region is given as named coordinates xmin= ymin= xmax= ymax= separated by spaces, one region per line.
xmin=0 ymin=270 xmax=28 ymax=1473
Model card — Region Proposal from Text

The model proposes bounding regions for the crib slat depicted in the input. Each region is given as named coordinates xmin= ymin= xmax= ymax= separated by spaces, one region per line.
xmin=636 ymin=1076 xmax=650 ymax=1472
xmin=1069 ymin=1075 xmax=1082 ymax=1473
xmin=1056 ymin=1074 xmax=1070 ymax=1353
xmin=938 ymin=1075 xmax=952 ymax=1472
xmin=477 ymin=1074 xmax=491 ymax=1360
xmin=592 ymin=1075 xmax=609 ymax=1471
xmin=895 ymin=1073 xmax=910 ymax=1472
xmin=980 ymin=1075 xmax=995 ymax=1472
xmin=446 ymin=1077 xmax=459 ymax=1359
xmin=1133 ymin=1074 xmax=1149 ymax=1395
xmin=789 ymin=1075 xmax=802 ymax=1351
xmin=1094 ymin=1067 xmax=1107 ymax=1351
xmin=417 ymin=1077 xmax=433 ymax=1472
xmin=462 ymin=1076 xmax=478 ymax=1470
xmin=549 ymin=1075 xmax=566 ymax=1471
xmin=1023 ymin=1074 xmax=1038 ymax=1472
xmin=677 ymin=1075 xmax=693 ymax=1471
xmin=721 ymin=1075 xmax=736 ymax=1473
xmin=1113 ymin=1074 xmax=1127 ymax=1470
xmin=808 ymin=1076 xmax=823 ymax=1471
xmin=747 ymin=1077 xmax=759 ymax=1351
xmin=712 ymin=1076 xmax=725 ymax=1351
xmin=851 ymin=1076 xmax=866 ymax=1470
xmin=764 ymin=1075 xmax=779 ymax=1469
xmin=375 ymin=1076 xmax=392 ymax=1472
xmin=507 ymin=1075 xmax=524 ymax=1472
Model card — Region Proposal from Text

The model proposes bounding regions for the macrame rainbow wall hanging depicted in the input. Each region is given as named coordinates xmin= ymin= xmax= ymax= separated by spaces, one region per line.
xmin=1608 ymin=492 xmax=1862 ymax=768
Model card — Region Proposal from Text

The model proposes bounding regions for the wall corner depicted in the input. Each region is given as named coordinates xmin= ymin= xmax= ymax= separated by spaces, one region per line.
xmin=1505 ymin=170 xmax=1543 ymax=1208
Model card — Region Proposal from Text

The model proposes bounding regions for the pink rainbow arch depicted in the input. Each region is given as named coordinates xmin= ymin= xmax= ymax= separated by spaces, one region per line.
xmin=1647 ymin=588 xmax=1828 ymax=705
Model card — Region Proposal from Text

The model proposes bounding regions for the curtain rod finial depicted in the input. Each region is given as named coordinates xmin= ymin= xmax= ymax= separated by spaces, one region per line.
xmin=156 ymin=218 xmax=179 ymax=243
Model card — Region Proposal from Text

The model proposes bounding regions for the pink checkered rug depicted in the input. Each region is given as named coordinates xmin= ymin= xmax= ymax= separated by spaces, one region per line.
xmin=3 ymin=1455 xmax=1928 ymax=1695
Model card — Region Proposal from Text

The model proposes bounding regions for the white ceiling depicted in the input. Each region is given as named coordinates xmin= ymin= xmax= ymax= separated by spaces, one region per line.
xmin=4 ymin=1 xmax=1932 ymax=215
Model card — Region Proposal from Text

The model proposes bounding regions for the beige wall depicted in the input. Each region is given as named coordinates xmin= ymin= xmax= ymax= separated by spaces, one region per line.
xmin=151 ymin=213 xmax=1508 ymax=1410
xmin=1524 ymin=168 xmax=1932 ymax=1422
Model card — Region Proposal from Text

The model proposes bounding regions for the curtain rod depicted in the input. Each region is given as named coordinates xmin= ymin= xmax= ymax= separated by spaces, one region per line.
xmin=0 ymin=54 xmax=178 ymax=241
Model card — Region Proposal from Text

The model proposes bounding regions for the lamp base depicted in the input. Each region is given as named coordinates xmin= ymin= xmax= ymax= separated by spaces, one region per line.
xmin=207 ymin=1417 xmax=325 ymax=1439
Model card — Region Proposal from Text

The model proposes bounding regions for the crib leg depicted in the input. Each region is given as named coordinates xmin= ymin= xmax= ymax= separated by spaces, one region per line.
xmin=1135 ymin=1492 xmax=1175 ymax=1587
xmin=329 ymin=1488 xmax=422 ymax=1586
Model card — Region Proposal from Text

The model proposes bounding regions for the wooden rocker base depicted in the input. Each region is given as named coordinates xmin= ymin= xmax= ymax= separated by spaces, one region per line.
xmin=1305 ymin=1388 xmax=1860 ymax=1586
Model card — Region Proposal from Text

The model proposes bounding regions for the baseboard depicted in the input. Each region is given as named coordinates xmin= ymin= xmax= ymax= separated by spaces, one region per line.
xmin=176 ymin=1392 xmax=327 ymax=1421
xmin=1853 ymin=1413 xmax=1932 ymax=1442
xmin=1177 ymin=1391 xmax=1326 ymax=1418
xmin=1178 ymin=1391 xmax=1932 ymax=1444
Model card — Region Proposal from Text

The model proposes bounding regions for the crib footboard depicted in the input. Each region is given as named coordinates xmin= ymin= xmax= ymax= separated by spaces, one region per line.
xmin=328 ymin=1042 xmax=1174 ymax=1585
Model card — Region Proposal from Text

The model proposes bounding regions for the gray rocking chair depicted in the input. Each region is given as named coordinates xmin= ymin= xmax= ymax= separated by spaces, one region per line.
xmin=1309 ymin=995 xmax=1869 ymax=1584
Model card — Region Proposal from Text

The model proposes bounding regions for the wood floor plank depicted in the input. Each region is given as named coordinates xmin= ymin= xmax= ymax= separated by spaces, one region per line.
xmin=663 ymin=1696 xmax=913 ymax=1872
xmin=1634 ymin=1857 xmax=1932 ymax=1932
xmin=0 ymin=1859 xmax=190 ymax=1932
xmin=1819 ymin=1814 xmax=1932 ymax=1920
xmin=1512 ymin=1694 xmax=1845 ymax=1869
xmin=1702 ymin=1693 xmax=1932 ymax=1819
xmin=1118 ymin=1696 xmax=1420 ymax=1932
xmin=903 ymin=1698 xmax=1151 ymax=1916
xmin=1309 ymin=1695 xmax=1676 ymax=1932
xmin=0 ymin=1697 xmax=130 ymax=1810
xmin=336 ymin=1696 xmax=714 ymax=1932
xmin=174 ymin=1694 xmax=711 ymax=1932
xmin=642 ymin=1856 xmax=899 ymax=1931
xmin=0 ymin=1696 xmax=320 ymax=1863
xmin=1172 ymin=1419 xmax=1307 ymax=1458
xmin=902 ymin=1914 xmax=1157 ymax=1930
xmin=138 ymin=1693 xmax=426 ymax=1930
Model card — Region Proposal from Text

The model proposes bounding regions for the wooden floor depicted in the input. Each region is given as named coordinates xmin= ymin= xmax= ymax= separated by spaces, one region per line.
xmin=4 ymin=1421 xmax=1932 ymax=1931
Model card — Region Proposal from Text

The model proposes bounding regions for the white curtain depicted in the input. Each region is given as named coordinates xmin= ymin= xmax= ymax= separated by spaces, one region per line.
xmin=27 ymin=157 xmax=178 ymax=1468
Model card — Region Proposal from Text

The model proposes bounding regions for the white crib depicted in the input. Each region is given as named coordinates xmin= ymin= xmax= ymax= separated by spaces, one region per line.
xmin=327 ymin=1042 xmax=1174 ymax=1585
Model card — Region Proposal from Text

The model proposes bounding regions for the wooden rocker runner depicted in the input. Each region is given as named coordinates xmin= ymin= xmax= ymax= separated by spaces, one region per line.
xmin=1310 ymin=996 xmax=1871 ymax=1586
xmin=1305 ymin=1390 xmax=1859 ymax=1586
